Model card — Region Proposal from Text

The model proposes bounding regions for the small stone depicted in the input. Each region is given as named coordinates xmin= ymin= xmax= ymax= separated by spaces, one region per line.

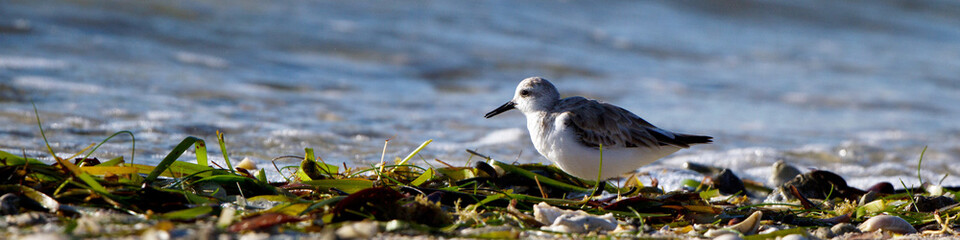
xmin=779 ymin=234 xmax=809 ymax=240
xmin=770 ymin=160 xmax=803 ymax=187
xmin=858 ymin=190 xmax=879 ymax=206
xmin=140 ymin=228 xmax=171 ymax=240
xmin=335 ymin=220 xmax=379 ymax=239
xmin=20 ymin=232 xmax=68 ymax=240
xmin=0 ymin=193 xmax=19 ymax=215
xmin=5 ymin=212 xmax=54 ymax=227
xmin=713 ymin=233 xmax=744 ymax=240
xmin=704 ymin=228 xmax=740 ymax=238
xmin=238 ymin=232 xmax=270 ymax=240
xmin=712 ymin=169 xmax=746 ymax=195
xmin=384 ymin=219 xmax=407 ymax=232
xmin=865 ymin=182 xmax=894 ymax=194
xmin=831 ymin=223 xmax=859 ymax=236
xmin=813 ymin=226 xmax=834 ymax=239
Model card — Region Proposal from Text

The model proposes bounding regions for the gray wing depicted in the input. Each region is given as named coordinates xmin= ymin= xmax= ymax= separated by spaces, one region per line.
xmin=557 ymin=97 xmax=707 ymax=149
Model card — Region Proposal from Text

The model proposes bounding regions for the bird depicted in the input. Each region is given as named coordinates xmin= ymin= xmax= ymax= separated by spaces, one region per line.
xmin=484 ymin=77 xmax=712 ymax=180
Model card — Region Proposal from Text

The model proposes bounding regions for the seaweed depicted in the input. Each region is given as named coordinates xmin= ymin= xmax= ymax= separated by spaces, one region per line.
xmin=1 ymin=111 xmax=959 ymax=239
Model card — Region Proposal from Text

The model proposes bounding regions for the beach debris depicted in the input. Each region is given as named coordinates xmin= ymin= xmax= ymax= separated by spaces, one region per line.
xmin=788 ymin=185 xmax=818 ymax=210
xmin=821 ymin=213 xmax=852 ymax=225
xmin=776 ymin=170 xmax=865 ymax=201
xmin=769 ymin=160 xmax=803 ymax=187
xmin=459 ymin=225 xmax=519 ymax=239
xmin=683 ymin=162 xmax=747 ymax=196
xmin=684 ymin=161 xmax=724 ymax=176
xmin=911 ymin=195 xmax=958 ymax=212
xmin=857 ymin=215 xmax=917 ymax=234
xmin=331 ymin=187 xmax=403 ymax=222
xmin=533 ymin=202 xmax=617 ymax=233
xmin=227 ymin=213 xmax=303 ymax=232
xmin=727 ymin=211 xmax=763 ymax=235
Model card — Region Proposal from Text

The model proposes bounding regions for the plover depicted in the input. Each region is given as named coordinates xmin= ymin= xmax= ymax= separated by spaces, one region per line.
xmin=485 ymin=77 xmax=712 ymax=180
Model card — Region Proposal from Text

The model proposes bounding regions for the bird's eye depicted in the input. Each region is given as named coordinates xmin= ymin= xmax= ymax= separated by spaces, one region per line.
xmin=520 ymin=90 xmax=530 ymax=96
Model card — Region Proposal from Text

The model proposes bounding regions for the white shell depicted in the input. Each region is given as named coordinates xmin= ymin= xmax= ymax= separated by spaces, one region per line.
xmin=728 ymin=211 xmax=763 ymax=235
xmin=533 ymin=202 xmax=617 ymax=233
xmin=857 ymin=215 xmax=917 ymax=234
xmin=236 ymin=157 xmax=257 ymax=170
xmin=705 ymin=229 xmax=741 ymax=238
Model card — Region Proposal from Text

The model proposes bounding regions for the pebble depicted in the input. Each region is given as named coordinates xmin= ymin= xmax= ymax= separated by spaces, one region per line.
xmin=0 ymin=193 xmax=19 ymax=215
xmin=858 ymin=190 xmax=879 ymax=206
xmin=712 ymin=232 xmax=744 ymax=240
xmin=769 ymin=160 xmax=802 ymax=187
xmin=813 ymin=227 xmax=834 ymax=239
xmin=704 ymin=228 xmax=740 ymax=238
xmin=3 ymin=212 xmax=54 ymax=227
xmin=830 ymin=223 xmax=859 ymax=236
xmin=19 ymin=232 xmax=68 ymax=240
xmin=778 ymin=234 xmax=808 ymax=240
xmin=335 ymin=220 xmax=379 ymax=239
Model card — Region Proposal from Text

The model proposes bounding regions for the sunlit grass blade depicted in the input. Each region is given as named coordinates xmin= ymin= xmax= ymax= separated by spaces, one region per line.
xmin=82 ymin=130 xmax=136 ymax=165
xmin=54 ymin=155 xmax=109 ymax=193
xmin=99 ymin=156 xmax=125 ymax=166
xmin=396 ymin=139 xmax=432 ymax=167
xmin=32 ymin=103 xmax=58 ymax=162
xmin=917 ymin=146 xmax=927 ymax=184
xmin=410 ymin=168 xmax=434 ymax=187
xmin=80 ymin=166 xmax=139 ymax=176
xmin=144 ymin=136 xmax=204 ymax=185
xmin=192 ymin=175 xmax=278 ymax=195
xmin=216 ymin=131 xmax=234 ymax=173
xmin=196 ymin=140 xmax=208 ymax=167
xmin=302 ymin=179 xmax=374 ymax=194
xmin=0 ymin=185 xmax=60 ymax=213
xmin=492 ymin=161 xmax=591 ymax=193
xmin=0 ymin=150 xmax=46 ymax=166
xmin=160 ymin=206 xmax=214 ymax=221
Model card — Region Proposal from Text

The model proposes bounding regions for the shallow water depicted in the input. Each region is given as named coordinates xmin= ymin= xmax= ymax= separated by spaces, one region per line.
xmin=2 ymin=0 xmax=959 ymax=189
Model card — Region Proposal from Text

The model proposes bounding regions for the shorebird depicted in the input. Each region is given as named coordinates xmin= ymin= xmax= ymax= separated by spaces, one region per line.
xmin=484 ymin=77 xmax=712 ymax=179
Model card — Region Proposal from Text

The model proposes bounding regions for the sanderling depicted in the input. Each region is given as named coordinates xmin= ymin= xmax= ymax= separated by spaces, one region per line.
xmin=485 ymin=77 xmax=712 ymax=180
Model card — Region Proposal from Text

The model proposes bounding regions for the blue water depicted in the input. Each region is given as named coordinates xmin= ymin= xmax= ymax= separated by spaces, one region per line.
xmin=2 ymin=0 xmax=959 ymax=189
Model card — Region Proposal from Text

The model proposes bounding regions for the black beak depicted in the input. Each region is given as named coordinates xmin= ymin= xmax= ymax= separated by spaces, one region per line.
xmin=484 ymin=101 xmax=516 ymax=118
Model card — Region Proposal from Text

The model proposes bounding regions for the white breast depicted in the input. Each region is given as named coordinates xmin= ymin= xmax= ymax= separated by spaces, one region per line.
xmin=526 ymin=112 xmax=682 ymax=179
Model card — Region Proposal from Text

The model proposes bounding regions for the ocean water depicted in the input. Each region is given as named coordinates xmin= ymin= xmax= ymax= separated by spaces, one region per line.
xmin=2 ymin=0 xmax=959 ymax=190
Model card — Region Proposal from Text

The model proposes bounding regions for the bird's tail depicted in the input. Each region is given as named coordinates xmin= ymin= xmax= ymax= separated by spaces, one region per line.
xmin=674 ymin=134 xmax=713 ymax=145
